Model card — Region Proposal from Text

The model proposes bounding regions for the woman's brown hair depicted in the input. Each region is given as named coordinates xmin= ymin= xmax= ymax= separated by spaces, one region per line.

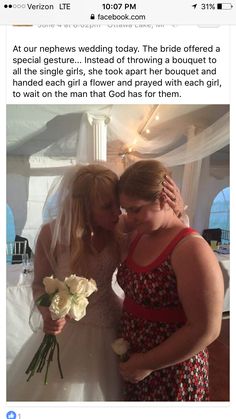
xmin=119 ymin=160 xmax=170 ymax=201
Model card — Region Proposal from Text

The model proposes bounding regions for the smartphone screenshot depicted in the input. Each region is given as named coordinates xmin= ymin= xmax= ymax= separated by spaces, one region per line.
xmin=1 ymin=1 xmax=235 ymax=418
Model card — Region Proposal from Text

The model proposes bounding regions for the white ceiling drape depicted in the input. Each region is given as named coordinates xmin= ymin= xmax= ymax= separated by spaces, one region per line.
xmin=7 ymin=104 xmax=229 ymax=228
xmin=7 ymin=105 xmax=229 ymax=168
xmin=109 ymin=111 xmax=229 ymax=167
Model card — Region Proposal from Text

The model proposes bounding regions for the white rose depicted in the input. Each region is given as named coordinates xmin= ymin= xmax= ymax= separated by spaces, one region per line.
xmin=43 ymin=276 xmax=65 ymax=294
xmin=65 ymin=275 xmax=97 ymax=297
xmin=85 ymin=279 xmax=97 ymax=297
xmin=49 ymin=290 xmax=72 ymax=319
xmin=69 ymin=296 xmax=89 ymax=321
xmin=111 ymin=338 xmax=130 ymax=356
xmin=65 ymin=275 xmax=87 ymax=294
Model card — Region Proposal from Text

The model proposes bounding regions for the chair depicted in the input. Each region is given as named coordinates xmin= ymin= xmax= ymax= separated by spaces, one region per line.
xmin=202 ymin=228 xmax=222 ymax=245
xmin=6 ymin=240 xmax=27 ymax=264
xmin=14 ymin=234 xmax=32 ymax=259
xmin=221 ymin=229 xmax=230 ymax=244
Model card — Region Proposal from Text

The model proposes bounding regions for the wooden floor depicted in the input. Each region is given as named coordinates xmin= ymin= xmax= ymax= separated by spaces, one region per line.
xmin=208 ymin=316 xmax=230 ymax=401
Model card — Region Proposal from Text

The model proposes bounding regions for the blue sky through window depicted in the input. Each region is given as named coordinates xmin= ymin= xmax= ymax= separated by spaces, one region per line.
xmin=209 ymin=187 xmax=230 ymax=231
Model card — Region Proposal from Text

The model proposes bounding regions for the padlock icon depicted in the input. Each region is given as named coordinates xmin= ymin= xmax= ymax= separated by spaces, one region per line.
xmin=90 ymin=14 xmax=95 ymax=20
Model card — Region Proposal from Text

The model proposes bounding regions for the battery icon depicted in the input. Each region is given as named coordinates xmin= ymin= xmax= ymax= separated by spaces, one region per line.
xmin=217 ymin=3 xmax=233 ymax=9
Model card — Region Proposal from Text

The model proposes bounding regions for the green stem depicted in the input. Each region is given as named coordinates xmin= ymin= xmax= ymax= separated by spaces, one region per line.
xmin=56 ymin=340 xmax=64 ymax=379
xmin=37 ymin=336 xmax=54 ymax=372
xmin=25 ymin=334 xmax=64 ymax=385
xmin=25 ymin=335 xmax=49 ymax=374
xmin=44 ymin=339 xmax=56 ymax=385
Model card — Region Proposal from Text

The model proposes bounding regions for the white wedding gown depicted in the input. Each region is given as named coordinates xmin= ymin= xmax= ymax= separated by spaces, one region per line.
xmin=7 ymin=245 xmax=123 ymax=401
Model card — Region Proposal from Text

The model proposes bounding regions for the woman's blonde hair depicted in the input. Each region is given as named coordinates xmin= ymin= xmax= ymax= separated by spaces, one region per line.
xmin=119 ymin=160 xmax=170 ymax=201
xmin=49 ymin=164 xmax=119 ymax=271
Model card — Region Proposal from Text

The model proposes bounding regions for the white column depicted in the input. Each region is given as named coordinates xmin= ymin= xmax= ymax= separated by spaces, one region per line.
xmin=181 ymin=125 xmax=202 ymax=225
xmin=87 ymin=114 xmax=110 ymax=162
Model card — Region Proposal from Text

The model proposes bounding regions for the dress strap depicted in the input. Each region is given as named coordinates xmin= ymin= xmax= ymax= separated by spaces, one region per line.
xmin=160 ymin=227 xmax=199 ymax=260
xmin=126 ymin=227 xmax=199 ymax=270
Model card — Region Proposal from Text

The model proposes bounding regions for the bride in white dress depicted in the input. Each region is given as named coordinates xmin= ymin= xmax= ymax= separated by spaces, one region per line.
xmin=7 ymin=164 xmax=124 ymax=401
xmin=7 ymin=164 xmax=182 ymax=401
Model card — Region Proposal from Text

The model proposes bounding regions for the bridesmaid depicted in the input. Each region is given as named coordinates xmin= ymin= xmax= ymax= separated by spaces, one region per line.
xmin=117 ymin=160 xmax=224 ymax=401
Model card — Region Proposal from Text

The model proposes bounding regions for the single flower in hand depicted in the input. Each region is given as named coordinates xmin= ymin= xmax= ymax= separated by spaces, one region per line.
xmin=111 ymin=337 xmax=130 ymax=362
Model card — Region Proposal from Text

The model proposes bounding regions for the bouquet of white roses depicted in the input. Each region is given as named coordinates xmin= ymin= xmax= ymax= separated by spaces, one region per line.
xmin=26 ymin=274 xmax=97 ymax=384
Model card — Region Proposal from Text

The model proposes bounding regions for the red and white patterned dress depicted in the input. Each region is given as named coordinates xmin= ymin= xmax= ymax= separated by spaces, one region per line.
xmin=117 ymin=228 xmax=209 ymax=401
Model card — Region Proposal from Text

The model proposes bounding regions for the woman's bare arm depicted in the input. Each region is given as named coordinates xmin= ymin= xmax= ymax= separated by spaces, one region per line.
xmin=33 ymin=223 xmax=67 ymax=335
xmin=33 ymin=223 xmax=54 ymax=300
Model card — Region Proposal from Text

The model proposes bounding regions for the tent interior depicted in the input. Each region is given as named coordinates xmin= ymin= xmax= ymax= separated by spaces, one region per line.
xmin=6 ymin=104 xmax=230 ymax=399
xmin=7 ymin=103 xmax=229 ymax=250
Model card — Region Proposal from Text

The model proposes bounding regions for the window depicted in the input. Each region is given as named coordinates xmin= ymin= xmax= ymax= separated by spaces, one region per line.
xmin=209 ymin=187 xmax=230 ymax=231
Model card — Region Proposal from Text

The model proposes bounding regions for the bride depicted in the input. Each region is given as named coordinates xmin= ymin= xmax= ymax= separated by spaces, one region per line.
xmin=7 ymin=163 xmax=181 ymax=401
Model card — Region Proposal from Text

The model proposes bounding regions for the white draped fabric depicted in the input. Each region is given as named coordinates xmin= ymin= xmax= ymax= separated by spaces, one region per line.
xmin=7 ymin=105 xmax=229 ymax=167
xmin=181 ymin=126 xmax=202 ymax=225
xmin=113 ymin=112 xmax=229 ymax=167
xmin=157 ymin=112 xmax=229 ymax=167
xmin=74 ymin=108 xmax=229 ymax=170
xmin=7 ymin=104 xmax=229 ymax=224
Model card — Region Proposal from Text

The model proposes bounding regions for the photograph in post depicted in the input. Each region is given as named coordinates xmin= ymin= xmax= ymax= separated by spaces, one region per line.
xmin=6 ymin=103 xmax=229 ymax=402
